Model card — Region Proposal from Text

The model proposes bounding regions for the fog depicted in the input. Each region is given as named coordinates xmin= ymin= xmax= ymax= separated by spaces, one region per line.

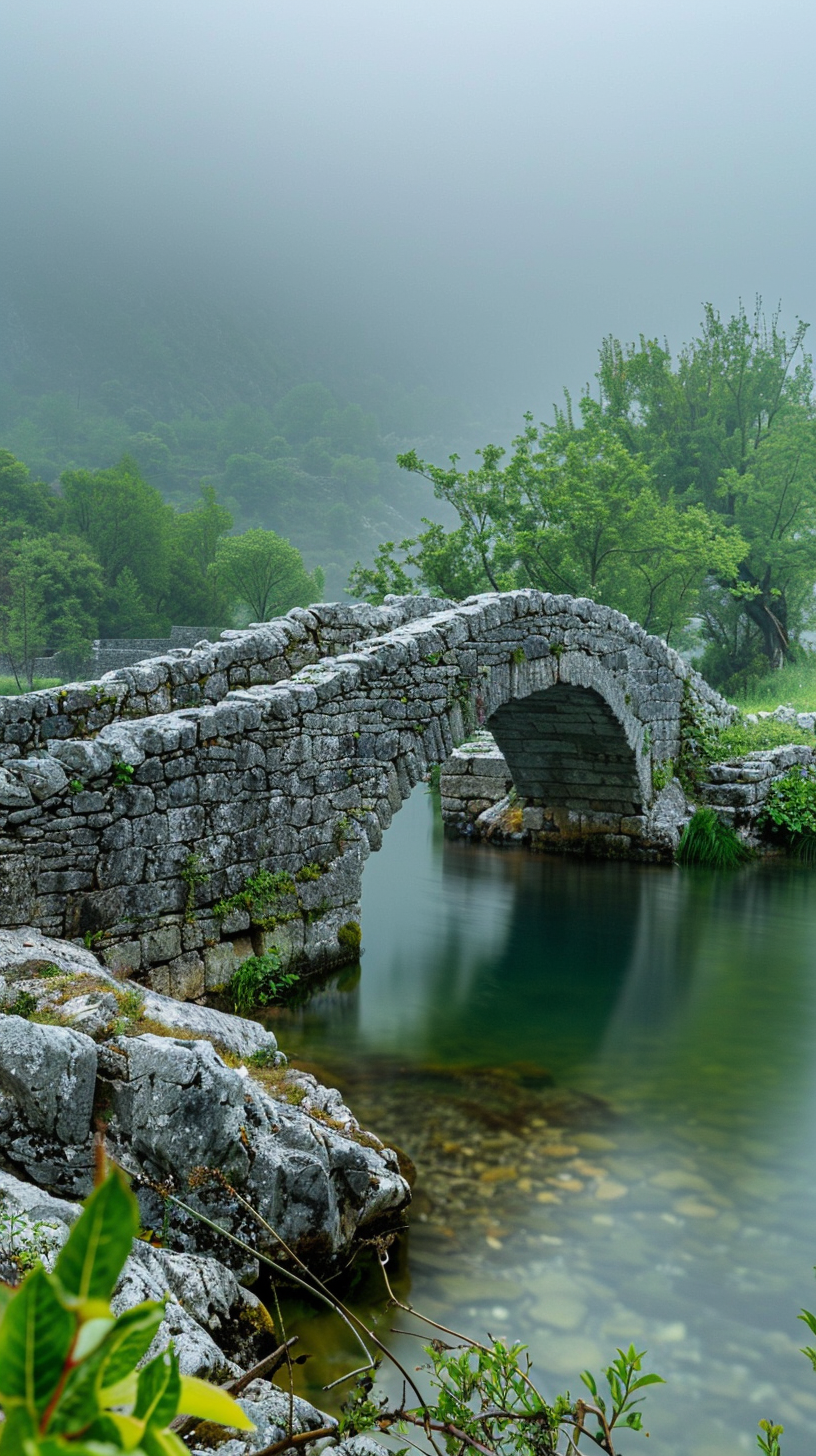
xmin=1 ymin=0 xmax=815 ymax=427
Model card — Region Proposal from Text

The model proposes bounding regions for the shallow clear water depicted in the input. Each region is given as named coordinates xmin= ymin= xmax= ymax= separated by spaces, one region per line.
xmin=268 ymin=789 xmax=816 ymax=1455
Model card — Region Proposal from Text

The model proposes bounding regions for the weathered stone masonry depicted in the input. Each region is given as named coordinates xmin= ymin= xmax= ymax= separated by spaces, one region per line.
xmin=0 ymin=591 xmax=733 ymax=997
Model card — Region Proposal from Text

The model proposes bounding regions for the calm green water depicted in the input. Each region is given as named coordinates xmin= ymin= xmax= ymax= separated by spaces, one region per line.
xmin=269 ymin=789 xmax=816 ymax=1455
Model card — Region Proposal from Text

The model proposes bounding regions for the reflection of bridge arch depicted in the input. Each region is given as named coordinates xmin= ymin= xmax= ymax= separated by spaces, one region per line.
xmin=0 ymin=591 xmax=731 ymax=995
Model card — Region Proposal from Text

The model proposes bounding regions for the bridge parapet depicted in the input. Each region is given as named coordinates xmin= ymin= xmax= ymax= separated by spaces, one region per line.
xmin=0 ymin=591 xmax=733 ymax=994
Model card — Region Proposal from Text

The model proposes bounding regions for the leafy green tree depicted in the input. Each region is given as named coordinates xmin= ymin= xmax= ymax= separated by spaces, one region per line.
xmin=362 ymin=411 xmax=745 ymax=642
xmin=126 ymin=431 xmax=172 ymax=485
xmin=212 ymin=527 xmax=324 ymax=621
xmin=321 ymin=404 xmax=378 ymax=456
xmin=330 ymin=454 xmax=379 ymax=499
xmin=0 ymin=451 xmax=63 ymax=533
xmin=62 ymin=456 xmax=173 ymax=634
xmin=103 ymin=567 xmax=155 ymax=638
xmin=224 ymin=454 xmax=301 ymax=522
xmin=0 ymin=535 xmax=103 ymax=686
xmin=166 ymin=487 xmax=233 ymax=629
xmin=596 ymin=301 xmax=816 ymax=670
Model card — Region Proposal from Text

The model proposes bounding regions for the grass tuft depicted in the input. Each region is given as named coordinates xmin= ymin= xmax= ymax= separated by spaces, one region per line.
xmin=677 ymin=807 xmax=750 ymax=869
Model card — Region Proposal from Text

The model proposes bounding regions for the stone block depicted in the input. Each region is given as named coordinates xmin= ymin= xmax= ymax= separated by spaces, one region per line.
xmin=140 ymin=925 xmax=182 ymax=965
xmin=103 ymin=940 xmax=142 ymax=976
xmin=165 ymin=952 xmax=205 ymax=1001
xmin=203 ymin=941 xmax=236 ymax=991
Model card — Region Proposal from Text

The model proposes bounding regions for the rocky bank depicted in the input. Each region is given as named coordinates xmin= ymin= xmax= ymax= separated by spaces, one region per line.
xmin=0 ymin=926 xmax=409 ymax=1451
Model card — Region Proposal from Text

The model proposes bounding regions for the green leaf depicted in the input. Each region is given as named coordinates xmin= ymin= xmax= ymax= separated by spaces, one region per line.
xmin=97 ymin=1302 xmax=165 ymax=1394
xmin=31 ymin=1440 xmax=124 ymax=1456
xmin=50 ymin=1303 xmax=164 ymax=1438
xmin=136 ymin=1351 xmax=180 ymax=1429
xmin=140 ymin=1426 xmax=189 ymax=1456
xmin=178 ymin=1375 xmax=255 ymax=1431
xmin=630 ymin=1373 xmax=666 ymax=1390
xmin=54 ymin=1168 xmax=139 ymax=1307
xmin=580 ymin=1370 xmax=598 ymax=1398
xmin=0 ymin=1266 xmax=75 ymax=1417
xmin=0 ymin=1404 xmax=37 ymax=1451
xmin=0 ymin=1282 xmax=14 ymax=1327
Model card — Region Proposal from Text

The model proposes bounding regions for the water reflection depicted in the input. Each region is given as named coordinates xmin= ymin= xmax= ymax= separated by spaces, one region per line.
xmin=270 ymin=790 xmax=816 ymax=1456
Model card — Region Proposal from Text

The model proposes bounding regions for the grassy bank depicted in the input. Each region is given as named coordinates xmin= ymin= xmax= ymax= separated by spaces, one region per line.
xmin=731 ymin=653 xmax=816 ymax=714
xmin=0 ymin=677 xmax=61 ymax=696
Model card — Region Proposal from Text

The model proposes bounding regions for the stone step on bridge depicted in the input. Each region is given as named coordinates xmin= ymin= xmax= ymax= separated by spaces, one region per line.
xmin=0 ymin=591 xmax=732 ymax=998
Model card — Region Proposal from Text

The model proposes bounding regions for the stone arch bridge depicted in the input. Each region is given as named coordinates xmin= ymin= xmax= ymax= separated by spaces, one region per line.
xmin=0 ymin=592 xmax=730 ymax=998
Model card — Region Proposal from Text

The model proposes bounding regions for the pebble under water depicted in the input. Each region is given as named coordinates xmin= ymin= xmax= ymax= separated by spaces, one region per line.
xmin=264 ymin=788 xmax=816 ymax=1456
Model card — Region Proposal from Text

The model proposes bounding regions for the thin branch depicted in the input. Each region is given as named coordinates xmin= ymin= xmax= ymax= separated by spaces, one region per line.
xmin=253 ymin=1424 xmax=338 ymax=1456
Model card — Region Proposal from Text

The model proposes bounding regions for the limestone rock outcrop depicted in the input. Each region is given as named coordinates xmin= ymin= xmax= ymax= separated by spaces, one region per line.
xmin=0 ymin=929 xmax=409 ymax=1272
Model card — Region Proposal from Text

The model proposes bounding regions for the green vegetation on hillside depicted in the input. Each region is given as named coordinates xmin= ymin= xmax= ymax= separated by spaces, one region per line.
xmin=0 ymin=286 xmax=471 ymax=604
xmin=0 ymin=449 xmax=322 ymax=687
xmin=353 ymin=303 xmax=816 ymax=694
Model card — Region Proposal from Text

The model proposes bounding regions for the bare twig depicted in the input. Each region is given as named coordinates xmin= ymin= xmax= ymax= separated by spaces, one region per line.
xmin=253 ymin=1424 xmax=338 ymax=1455
xmin=170 ymin=1339 xmax=299 ymax=1437
xmin=229 ymin=1338 xmax=299 ymax=1397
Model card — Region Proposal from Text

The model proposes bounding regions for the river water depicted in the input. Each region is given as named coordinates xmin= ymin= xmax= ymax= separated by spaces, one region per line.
xmin=266 ymin=788 xmax=816 ymax=1455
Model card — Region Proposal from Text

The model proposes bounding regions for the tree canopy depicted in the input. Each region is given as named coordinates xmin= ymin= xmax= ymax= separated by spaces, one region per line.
xmin=0 ymin=450 xmax=323 ymax=681
xmin=352 ymin=303 xmax=816 ymax=692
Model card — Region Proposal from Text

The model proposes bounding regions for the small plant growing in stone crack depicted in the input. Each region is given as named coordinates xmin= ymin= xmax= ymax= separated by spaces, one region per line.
xmin=246 ymin=1044 xmax=281 ymax=1068
xmin=511 ymin=645 xmax=526 ymax=665
xmin=68 ymin=778 xmax=83 ymax=794
xmin=0 ymin=1164 xmax=252 ymax=1450
xmin=294 ymin=862 xmax=324 ymax=882
xmin=213 ymin=867 xmax=297 ymax=924
xmin=82 ymin=928 xmax=105 ymax=950
xmin=227 ymin=950 xmax=301 ymax=1014
xmin=641 ymin=725 xmax=652 ymax=753
xmin=652 ymin=758 xmax=674 ymax=792
xmin=111 ymin=760 xmax=135 ymax=786
xmin=306 ymin=898 xmax=332 ymax=924
xmin=6 ymin=990 xmax=37 ymax=1019
xmin=760 ymin=765 xmax=816 ymax=861
xmin=180 ymin=851 xmax=208 ymax=923
xmin=337 ymin=921 xmax=362 ymax=954
xmin=0 ymin=1203 xmax=59 ymax=1278
xmin=333 ymin=814 xmax=353 ymax=849
xmin=114 ymin=985 xmax=144 ymax=1029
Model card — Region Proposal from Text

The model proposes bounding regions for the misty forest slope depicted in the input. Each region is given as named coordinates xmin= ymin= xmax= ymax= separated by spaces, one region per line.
xmin=0 ymin=277 xmax=471 ymax=600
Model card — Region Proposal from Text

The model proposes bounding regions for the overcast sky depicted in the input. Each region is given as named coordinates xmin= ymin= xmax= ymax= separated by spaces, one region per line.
xmin=1 ymin=0 xmax=814 ymax=426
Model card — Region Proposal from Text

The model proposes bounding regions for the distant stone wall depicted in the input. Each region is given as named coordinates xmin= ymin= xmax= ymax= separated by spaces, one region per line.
xmin=0 ymin=590 xmax=734 ymax=994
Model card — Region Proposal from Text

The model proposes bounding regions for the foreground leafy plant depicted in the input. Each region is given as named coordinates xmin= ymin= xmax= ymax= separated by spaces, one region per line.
xmin=677 ymin=806 xmax=750 ymax=869
xmin=0 ymin=1164 xmax=252 ymax=1453
xmin=338 ymin=1316 xmax=663 ymax=1455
